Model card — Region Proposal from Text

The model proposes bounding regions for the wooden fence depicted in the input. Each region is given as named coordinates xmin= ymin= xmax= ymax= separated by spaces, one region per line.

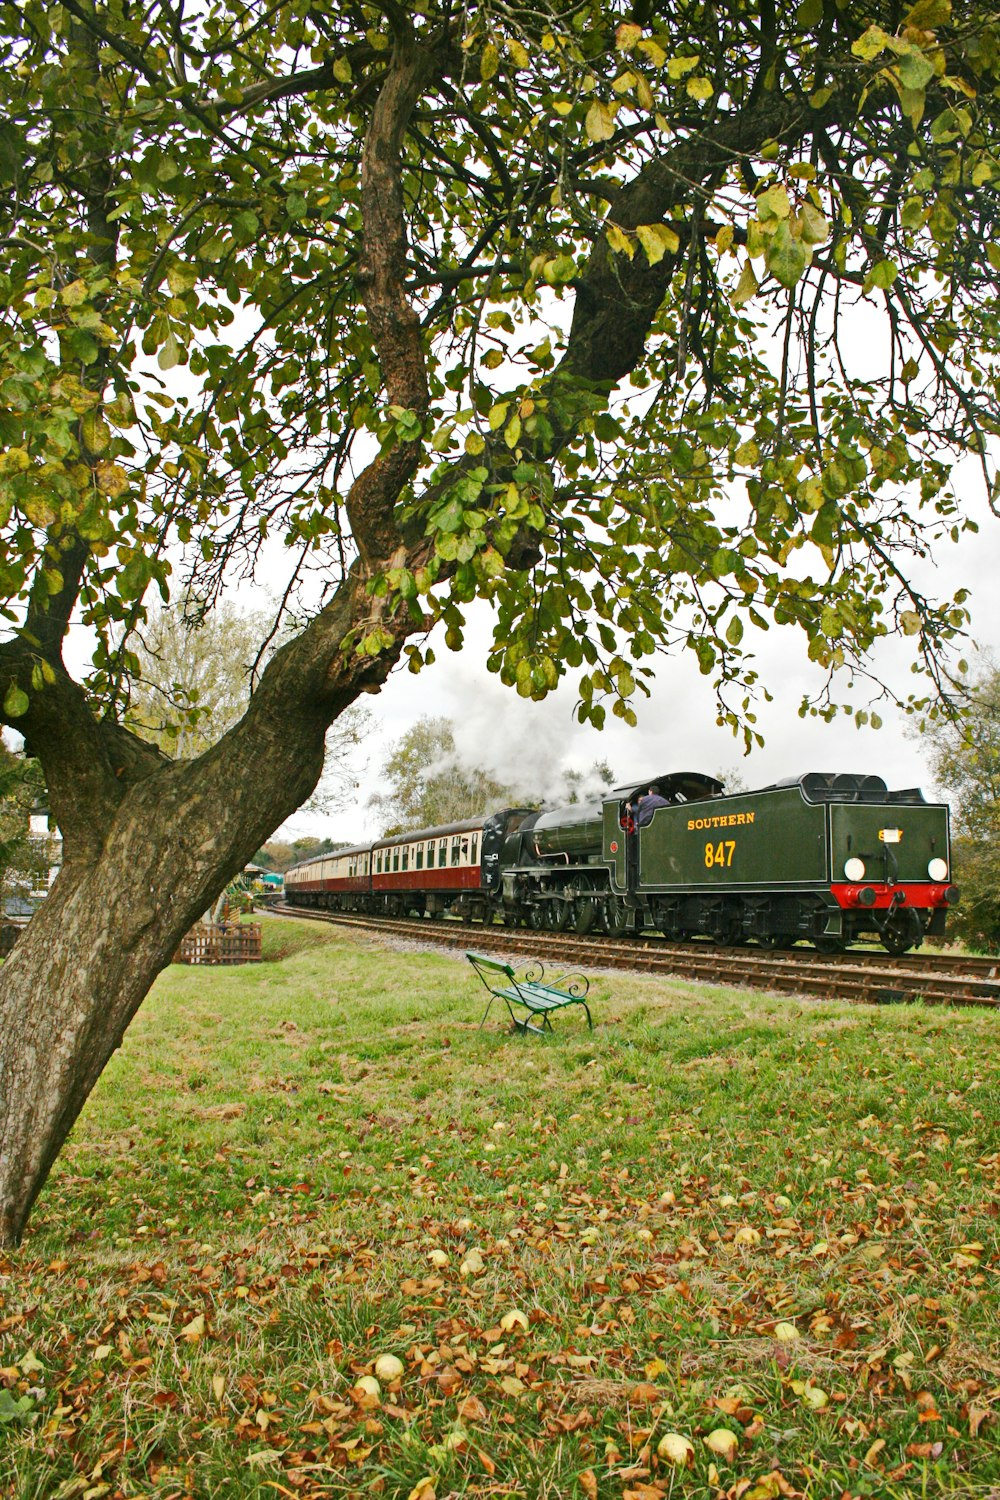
xmin=174 ymin=922 xmax=262 ymax=966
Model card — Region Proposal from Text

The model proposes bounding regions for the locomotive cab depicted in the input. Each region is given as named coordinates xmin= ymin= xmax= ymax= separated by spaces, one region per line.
xmin=604 ymin=773 xmax=725 ymax=892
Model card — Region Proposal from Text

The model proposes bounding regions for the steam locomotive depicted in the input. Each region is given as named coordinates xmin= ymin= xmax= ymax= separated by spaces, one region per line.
xmin=283 ymin=770 xmax=958 ymax=955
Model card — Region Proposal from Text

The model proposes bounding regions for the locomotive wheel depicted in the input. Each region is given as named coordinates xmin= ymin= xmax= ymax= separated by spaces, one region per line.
xmin=756 ymin=933 xmax=781 ymax=951
xmin=604 ymin=899 xmax=630 ymax=935
xmin=575 ymin=899 xmax=598 ymax=935
xmin=549 ymin=898 xmax=573 ymax=932
xmin=881 ymin=908 xmax=921 ymax=956
xmin=813 ymin=934 xmax=845 ymax=954
xmin=529 ymin=906 xmax=546 ymax=930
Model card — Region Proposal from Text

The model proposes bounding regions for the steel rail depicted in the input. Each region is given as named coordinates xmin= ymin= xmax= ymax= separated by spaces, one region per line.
xmin=264 ymin=905 xmax=1000 ymax=1010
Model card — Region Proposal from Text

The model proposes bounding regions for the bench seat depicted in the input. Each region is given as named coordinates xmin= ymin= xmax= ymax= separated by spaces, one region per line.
xmin=466 ymin=952 xmax=594 ymax=1034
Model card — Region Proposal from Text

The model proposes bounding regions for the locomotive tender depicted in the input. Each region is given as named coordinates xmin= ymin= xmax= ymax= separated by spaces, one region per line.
xmin=284 ymin=770 xmax=957 ymax=955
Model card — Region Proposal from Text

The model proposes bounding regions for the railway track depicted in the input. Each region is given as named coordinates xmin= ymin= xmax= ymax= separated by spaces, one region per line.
xmin=266 ymin=904 xmax=1000 ymax=1010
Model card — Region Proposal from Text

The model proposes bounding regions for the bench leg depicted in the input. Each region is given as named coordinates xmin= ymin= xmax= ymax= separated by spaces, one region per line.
xmin=513 ymin=1016 xmax=546 ymax=1036
xmin=582 ymin=1002 xmax=593 ymax=1030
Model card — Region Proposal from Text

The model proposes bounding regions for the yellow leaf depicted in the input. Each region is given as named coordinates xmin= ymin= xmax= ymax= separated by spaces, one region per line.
xmin=605 ymin=223 xmax=634 ymax=258
xmin=864 ymin=1438 xmax=887 ymax=1468
xmin=731 ymin=259 xmax=758 ymax=308
xmin=616 ymin=22 xmax=643 ymax=51
xmin=481 ymin=43 xmax=499 ymax=81
xmin=638 ymin=38 xmax=667 ymax=66
xmin=585 ymin=100 xmax=616 ymax=142
xmin=181 ymin=1313 xmax=206 ymax=1341
xmin=666 ymin=53 xmax=698 ymax=78
xmin=774 ymin=1321 xmax=800 ymax=1341
xmin=686 ymin=76 xmax=713 ymax=100
xmin=636 ymin=223 xmax=679 ymax=264
xmin=506 ymin=39 xmax=530 ymax=70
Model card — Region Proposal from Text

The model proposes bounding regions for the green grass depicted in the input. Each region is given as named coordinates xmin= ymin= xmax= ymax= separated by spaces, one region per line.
xmin=1 ymin=916 xmax=998 ymax=1500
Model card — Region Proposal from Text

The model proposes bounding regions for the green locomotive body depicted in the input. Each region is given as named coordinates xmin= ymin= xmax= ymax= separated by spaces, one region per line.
xmin=501 ymin=770 xmax=955 ymax=953
xmin=612 ymin=772 xmax=954 ymax=952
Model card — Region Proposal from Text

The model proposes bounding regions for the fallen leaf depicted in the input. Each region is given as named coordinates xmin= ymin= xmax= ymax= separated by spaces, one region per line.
xmin=864 ymin=1438 xmax=886 ymax=1468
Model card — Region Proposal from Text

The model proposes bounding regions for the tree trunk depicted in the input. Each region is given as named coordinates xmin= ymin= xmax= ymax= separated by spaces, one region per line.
xmin=0 ymin=690 xmax=334 ymax=1247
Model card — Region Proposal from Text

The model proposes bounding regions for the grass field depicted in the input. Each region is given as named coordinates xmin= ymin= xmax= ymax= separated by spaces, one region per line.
xmin=1 ymin=918 xmax=998 ymax=1500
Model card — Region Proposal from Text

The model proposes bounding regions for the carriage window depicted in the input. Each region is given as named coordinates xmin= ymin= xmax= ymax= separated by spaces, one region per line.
xmin=377 ymin=851 xmax=383 ymax=873
xmin=416 ymin=844 xmax=424 ymax=870
xmin=471 ymin=834 xmax=478 ymax=863
xmin=401 ymin=847 xmax=409 ymax=871
xmin=451 ymin=838 xmax=461 ymax=865
xmin=393 ymin=849 xmax=399 ymax=872
xmin=439 ymin=839 xmax=447 ymax=867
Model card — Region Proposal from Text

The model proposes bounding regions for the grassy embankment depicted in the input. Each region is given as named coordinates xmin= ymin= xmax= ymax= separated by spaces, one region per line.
xmin=1 ymin=918 xmax=997 ymax=1500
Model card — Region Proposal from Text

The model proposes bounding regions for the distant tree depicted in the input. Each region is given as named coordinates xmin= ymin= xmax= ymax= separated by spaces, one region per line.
xmin=370 ymin=717 xmax=517 ymax=834
xmin=922 ymin=668 xmax=1000 ymax=950
xmin=0 ymin=744 xmax=50 ymax=913
xmin=716 ymin=767 xmax=749 ymax=795
xmin=122 ymin=601 xmax=372 ymax=812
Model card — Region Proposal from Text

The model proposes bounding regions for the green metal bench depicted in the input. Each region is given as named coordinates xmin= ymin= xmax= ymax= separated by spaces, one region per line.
xmin=466 ymin=951 xmax=594 ymax=1035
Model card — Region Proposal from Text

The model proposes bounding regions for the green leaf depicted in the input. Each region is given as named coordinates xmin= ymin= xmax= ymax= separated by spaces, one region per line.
xmin=900 ymin=196 xmax=925 ymax=230
xmin=765 ymin=221 xmax=808 ymax=289
xmin=799 ymin=203 xmax=829 ymax=245
xmin=904 ymin=0 xmax=951 ymax=26
xmin=158 ymin=331 xmax=181 ymax=370
xmin=867 ymin=259 xmax=898 ymax=289
xmin=731 ymin=259 xmax=758 ymax=308
xmin=756 ymin=185 xmax=791 ymax=221
xmin=898 ymin=50 xmax=935 ymax=91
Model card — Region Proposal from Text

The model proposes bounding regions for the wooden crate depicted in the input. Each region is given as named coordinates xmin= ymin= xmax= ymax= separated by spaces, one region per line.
xmin=174 ymin=922 xmax=262 ymax=965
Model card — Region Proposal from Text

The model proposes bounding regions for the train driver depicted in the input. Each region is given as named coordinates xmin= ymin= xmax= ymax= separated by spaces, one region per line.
xmin=630 ymin=785 xmax=669 ymax=828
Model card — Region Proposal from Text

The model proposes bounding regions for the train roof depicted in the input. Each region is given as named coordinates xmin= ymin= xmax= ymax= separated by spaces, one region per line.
xmin=771 ymin=772 xmax=928 ymax=805
xmin=286 ymin=842 xmax=372 ymax=876
xmin=374 ymin=814 xmax=490 ymax=850
xmin=607 ymin=771 xmax=725 ymax=803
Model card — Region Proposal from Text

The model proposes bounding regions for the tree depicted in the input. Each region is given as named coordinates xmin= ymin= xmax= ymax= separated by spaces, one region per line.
xmin=370 ymin=716 xmax=516 ymax=833
xmin=921 ymin=665 xmax=1000 ymax=949
xmin=121 ymin=597 xmax=372 ymax=802
xmin=0 ymin=739 xmax=49 ymax=911
xmin=1 ymin=0 xmax=999 ymax=1245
